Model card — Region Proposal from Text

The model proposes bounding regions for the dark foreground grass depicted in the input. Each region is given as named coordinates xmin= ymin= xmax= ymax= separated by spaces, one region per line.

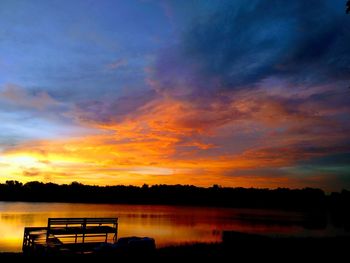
xmin=0 ymin=236 xmax=349 ymax=262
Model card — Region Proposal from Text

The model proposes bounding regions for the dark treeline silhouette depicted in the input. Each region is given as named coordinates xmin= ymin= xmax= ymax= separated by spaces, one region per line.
xmin=0 ymin=180 xmax=349 ymax=211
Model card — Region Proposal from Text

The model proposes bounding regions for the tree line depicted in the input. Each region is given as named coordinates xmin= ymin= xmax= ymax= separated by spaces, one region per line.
xmin=0 ymin=180 xmax=348 ymax=211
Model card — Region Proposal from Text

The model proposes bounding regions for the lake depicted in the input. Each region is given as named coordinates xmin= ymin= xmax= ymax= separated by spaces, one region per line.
xmin=0 ymin=201 xmax=347 ymax=252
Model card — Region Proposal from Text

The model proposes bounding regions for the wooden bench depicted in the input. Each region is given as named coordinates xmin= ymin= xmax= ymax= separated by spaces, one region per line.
xmin=46 ymin=217 xmax=118 ymax=244
xmin=23 ymin=217 xmax=118 ymax=254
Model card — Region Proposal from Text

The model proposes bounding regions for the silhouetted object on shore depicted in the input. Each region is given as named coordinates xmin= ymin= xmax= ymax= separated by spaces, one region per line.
xmin=111 ymin=237 xmax=156 ymax=255
xmin=92 ymin=237 xmax=156 ymax=256
xmin=23 ymin=217 xmax=118 ymax=255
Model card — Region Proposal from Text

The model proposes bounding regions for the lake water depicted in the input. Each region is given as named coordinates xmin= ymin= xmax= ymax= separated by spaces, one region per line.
xmin=0 ymin=201 xmax=347 ymax=252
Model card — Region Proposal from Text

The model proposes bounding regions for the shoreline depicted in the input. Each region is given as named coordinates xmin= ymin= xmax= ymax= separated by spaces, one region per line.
xmin=1 ymin=235 xmax=349 ymax=259
xmin=2 ymin=182 xmax=346 ymax=211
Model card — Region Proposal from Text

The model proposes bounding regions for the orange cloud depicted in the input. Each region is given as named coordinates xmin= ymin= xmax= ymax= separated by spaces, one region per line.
xmin=1 ymin=87 xmax=349 ymax=190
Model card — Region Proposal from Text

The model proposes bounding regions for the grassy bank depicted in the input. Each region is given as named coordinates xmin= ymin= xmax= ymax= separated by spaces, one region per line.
xmin=1 ymin=236 xmax=349 ymax=261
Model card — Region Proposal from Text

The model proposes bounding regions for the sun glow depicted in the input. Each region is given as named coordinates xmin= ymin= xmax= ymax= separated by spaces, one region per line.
xmin=0 ymin=155 xmax=44 ymax=168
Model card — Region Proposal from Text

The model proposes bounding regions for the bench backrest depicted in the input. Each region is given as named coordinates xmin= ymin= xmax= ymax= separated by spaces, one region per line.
xmin=48 ymin=217 xmax=118 ymax=228
xmin=47 ymin=218 xmax=118 ymax=228
xmin=47 ymin=218 xmax=118 ymax=234
xmin=46 ymin=217 xmax=118 ymax=243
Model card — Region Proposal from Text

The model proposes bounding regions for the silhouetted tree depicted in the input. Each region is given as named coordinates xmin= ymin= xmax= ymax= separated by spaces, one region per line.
xmin=5 ymin=180 xmax=23 ymax=188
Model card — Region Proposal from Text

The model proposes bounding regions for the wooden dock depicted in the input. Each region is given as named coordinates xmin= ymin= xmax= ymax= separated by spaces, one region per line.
xmin=23 ymin=217 xmax=118 ymax=254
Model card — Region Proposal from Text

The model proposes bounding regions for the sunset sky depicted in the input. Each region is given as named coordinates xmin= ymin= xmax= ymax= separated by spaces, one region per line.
xmin=0 ymin=0 xmax=349 ymax=191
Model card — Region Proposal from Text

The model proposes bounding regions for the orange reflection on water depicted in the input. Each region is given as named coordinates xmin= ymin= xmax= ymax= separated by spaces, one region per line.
xmin=0 ymin=202 xmax=339 ymax=252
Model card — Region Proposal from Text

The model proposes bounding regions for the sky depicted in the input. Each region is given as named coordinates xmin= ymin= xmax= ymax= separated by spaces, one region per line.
xmin=0 ymin=0 xmax=349 ymax=191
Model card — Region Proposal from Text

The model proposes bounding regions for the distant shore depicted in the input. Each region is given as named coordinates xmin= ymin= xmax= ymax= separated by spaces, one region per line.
xmin=1 ymin=181 xmax=349 ymax=210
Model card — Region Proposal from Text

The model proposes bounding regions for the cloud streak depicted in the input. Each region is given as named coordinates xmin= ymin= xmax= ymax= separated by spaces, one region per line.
xmin=0 ymin=84 xmax=58 ymax=110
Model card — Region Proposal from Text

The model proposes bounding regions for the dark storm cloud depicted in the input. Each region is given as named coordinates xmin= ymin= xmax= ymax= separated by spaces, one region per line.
xmin=298 ymin=152 xmax=350 ymax=167
xmin=153 ymin=0 xmax=350 ymax=93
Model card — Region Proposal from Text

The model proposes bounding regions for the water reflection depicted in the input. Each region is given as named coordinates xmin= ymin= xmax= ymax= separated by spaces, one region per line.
xmin=0 ymin=202 xmax=347 ymax=252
